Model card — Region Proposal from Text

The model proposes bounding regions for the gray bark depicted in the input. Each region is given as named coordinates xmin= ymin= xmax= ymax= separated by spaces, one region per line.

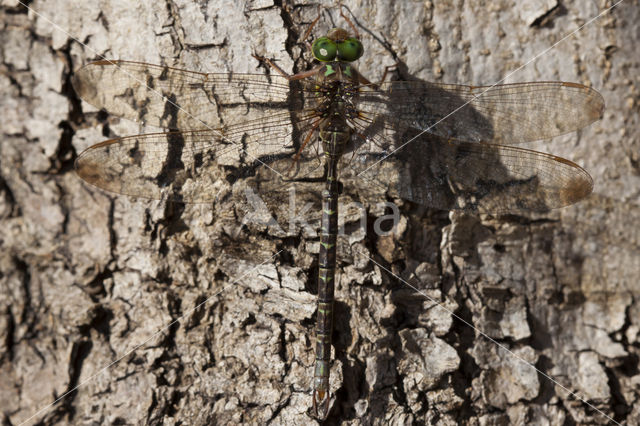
xmin=1 ymin=0 xmax=639 ymax=424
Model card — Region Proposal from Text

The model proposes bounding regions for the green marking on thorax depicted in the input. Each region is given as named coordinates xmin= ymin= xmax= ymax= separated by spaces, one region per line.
xmin=344 ymin=65 xmax=352 ymax=77
xmin=324 ymin=64 xmax=335 ymax=76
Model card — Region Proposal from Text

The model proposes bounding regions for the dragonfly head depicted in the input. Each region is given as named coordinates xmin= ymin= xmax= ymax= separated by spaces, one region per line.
xmin=312 ymin=27 xmax=363 ymax=63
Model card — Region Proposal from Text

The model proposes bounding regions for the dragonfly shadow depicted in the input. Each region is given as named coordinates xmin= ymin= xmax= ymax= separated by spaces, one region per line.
xmin=343 ymin=95 xmax=505 ymax=213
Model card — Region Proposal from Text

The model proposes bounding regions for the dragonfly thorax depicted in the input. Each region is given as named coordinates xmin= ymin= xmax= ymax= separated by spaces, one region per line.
xmin=313 ymin=62 xmax=360 ymax=161
xmin=317 ymin=61 xmax=360 ymax=82
xmin=314 ymin=62 xmax=360 ymax=116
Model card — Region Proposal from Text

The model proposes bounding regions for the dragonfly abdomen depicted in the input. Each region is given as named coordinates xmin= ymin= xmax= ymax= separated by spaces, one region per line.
xmin=313 ymin=147 xmax=341 ymax=419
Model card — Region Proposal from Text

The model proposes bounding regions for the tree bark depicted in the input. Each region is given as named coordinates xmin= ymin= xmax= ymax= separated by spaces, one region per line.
xmin=1 ymin=0 xmax=639 ymax=424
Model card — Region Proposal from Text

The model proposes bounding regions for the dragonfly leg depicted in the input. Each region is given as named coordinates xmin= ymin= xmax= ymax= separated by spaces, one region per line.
xmin=252 ymin=53 xmax=321 ymax=81
xmin=301 ymin=5 xmax=325 ymax=51
xmin=292 ymin=119 xmax=322 ymax=163
xmin=378 ymin=64 xmax=399 ymax=84
xmin=358 ymin=64 xmax=399 ymax=89
xmin=338 ymin=3 xmax=360 ymax=39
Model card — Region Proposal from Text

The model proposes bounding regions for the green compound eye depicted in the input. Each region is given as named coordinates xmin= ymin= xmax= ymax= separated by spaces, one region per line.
xmin=312 ymin=37 xmax=338 ymax=61
xmin=337 ymin=38 xmax=363 ymax=61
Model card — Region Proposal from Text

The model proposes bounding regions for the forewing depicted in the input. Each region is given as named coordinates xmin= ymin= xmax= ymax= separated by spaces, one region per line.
xmin=356 ymin=81 xmax=604 ymax=143
xmin=72 ymin=60 xmax=293 ymax=130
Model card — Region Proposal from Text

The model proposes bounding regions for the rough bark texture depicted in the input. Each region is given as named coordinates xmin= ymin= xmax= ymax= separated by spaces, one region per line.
xmin=1 ymin=0 xmax=639 ymax=424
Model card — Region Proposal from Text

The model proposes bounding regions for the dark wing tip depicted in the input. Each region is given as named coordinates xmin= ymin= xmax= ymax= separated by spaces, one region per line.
xmin=560 ymin=172 xmax=594 ymax=206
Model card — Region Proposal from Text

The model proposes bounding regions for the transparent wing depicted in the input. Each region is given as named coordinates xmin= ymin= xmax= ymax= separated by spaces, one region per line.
xmin=356 ymin=81 xmax=604 ymax=143
xmin=72 ymin=60 xmax=296 ymax=130
xmin=346 ymin=132 xmax=593 ymax=214
xmin=73 ymin=61 xmax=599 ymax=213
xmin=75 ymin=111 xmax=326 ymax=202
xmin=73 ymin=61 xmax=335 ymax=201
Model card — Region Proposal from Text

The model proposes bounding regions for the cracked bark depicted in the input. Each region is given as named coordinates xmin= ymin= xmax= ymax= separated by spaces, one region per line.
xmin=1 ymin=0 xmax=639 ymax=424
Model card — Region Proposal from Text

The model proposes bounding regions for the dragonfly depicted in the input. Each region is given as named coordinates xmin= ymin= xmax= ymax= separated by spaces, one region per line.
xmin=72 ymin=11 xmax=604 ymax=420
